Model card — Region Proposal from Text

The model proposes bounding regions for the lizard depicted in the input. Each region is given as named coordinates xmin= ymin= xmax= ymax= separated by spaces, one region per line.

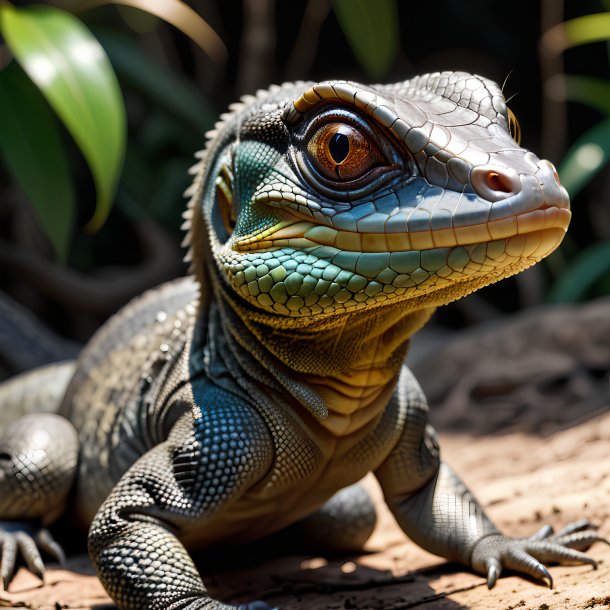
xmin=0 ymin=71 xmax=607 ymax=610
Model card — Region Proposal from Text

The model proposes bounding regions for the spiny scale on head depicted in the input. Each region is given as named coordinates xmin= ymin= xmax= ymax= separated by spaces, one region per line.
xmin=228 ymin=102 xmax=245 ymax=113
xmin=239 ymin=94 xmax=257 ymax=105
xmin=180 ymin=83 xmax=287 ymax=272
xmin=188 ymin=162 xmax=203 ymax=176
xmin=179 ymin=78 xmax=254 ymax=279
xmin=183 ymin=183 xmax=198 ymax=199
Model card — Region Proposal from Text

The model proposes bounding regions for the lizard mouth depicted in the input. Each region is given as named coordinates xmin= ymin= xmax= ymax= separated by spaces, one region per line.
xmin=231 ymin=204 xmax=571 ymax=254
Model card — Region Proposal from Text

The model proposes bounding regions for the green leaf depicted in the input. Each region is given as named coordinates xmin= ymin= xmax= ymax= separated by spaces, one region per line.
xmin=0 ymin=61 xmax=75 ymax=261
xmin=563 ymin=75 xmax=610 ymax=115
xmin=563 ymin=11 xmax=610 ymax=48
xmin=94 ymin=29 xmax=215 ymax=134
xmin=548 ymin=242 xmax=610 ymax=303
xmin=331 ymin=0 xmax=399 ymax=79
xmin=557 ymin=119 xmax=610 ymax=199
xmin=0 ymin=4 xmax=126 ymax=230
xmin=541 ymin=11 xmax=610 ymax=56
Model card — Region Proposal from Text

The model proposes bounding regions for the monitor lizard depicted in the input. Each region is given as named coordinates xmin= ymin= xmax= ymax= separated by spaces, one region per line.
xmin=0 ymin=72 xmax=607 ymax=610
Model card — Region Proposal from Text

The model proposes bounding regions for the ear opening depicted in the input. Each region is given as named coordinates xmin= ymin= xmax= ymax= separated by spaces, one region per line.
xmin=217 ymin=180 xmax=235 ymax=235
xmin=213 ymin=164 xmax=236 ymax=241
xmin=507 ymin=107 xmax=522 ymax=145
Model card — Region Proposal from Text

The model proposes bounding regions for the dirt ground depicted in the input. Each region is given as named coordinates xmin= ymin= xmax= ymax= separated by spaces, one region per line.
xmin=2 ymin=412 xmax=608 ymax=610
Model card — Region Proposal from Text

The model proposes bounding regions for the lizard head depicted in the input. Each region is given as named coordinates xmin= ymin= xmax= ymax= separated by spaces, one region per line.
xmin=188 ymin=73 xmax=570 ymax=319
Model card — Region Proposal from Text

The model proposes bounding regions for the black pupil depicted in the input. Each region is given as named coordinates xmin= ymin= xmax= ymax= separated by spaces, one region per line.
xmin=329 ymin=133 xmax=350 ymax=164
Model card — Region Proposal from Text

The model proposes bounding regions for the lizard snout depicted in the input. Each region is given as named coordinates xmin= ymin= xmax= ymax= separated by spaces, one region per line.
xmin=471 ymin=157 xmax=570 ymax=211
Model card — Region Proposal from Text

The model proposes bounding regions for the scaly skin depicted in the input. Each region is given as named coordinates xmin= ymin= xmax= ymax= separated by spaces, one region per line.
xmin=0 ymin=73 xmax=607 ymax=610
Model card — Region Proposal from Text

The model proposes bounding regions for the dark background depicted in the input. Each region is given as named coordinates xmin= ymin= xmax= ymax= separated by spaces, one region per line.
xmin=1 ymin=0 xmax=609 ymax=377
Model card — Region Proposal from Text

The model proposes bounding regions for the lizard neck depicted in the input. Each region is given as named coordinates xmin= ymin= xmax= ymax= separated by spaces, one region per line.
xmin=206 ymin=277 xmax=434 ymax=435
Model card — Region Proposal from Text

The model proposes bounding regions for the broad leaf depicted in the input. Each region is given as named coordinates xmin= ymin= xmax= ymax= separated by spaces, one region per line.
xmin=331 ymin=0 xmax=399 ymax=79
xmin=558 ymin=119 xmax=610 ymax=199
xmin=0 ymin=62 xmax=75 ymax=261
xmin=563 ymin=11 xmax=610 ymax=48
xmin=542 ymin=11 xmax=610 ymax=55
xmin=0 ymin=4 xmax=126 ymax=230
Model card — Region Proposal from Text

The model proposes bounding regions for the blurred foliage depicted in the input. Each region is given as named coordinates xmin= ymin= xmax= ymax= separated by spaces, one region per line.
xmin=0 ymin=0 xmax=223 ymax=256
xmin=548 ymin=242 xmax=610 ymax=302
xmin=0 ymin=0 xmax=608 ymax=349
xmin=0 ymin=3 xmax=125 ymax=250
xmin=542 ymin=3 xmax=610 ymax=302
xmin=0 ymin=60 xmax=75 ymax=260
xmin=330 ymin=0 xmax=398 ymax=80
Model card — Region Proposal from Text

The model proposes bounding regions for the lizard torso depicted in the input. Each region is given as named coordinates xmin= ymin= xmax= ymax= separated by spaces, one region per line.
xmin=60 ymin=274 xmax=427 ymax=541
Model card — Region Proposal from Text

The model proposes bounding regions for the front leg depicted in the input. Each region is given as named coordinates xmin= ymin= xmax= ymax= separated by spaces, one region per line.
xmin=0 ymin=413 xmax=77 ymax=586
xmin=375 ymin=367 xmax=607 ymax=588
xmin=88 ymin=405 xmax=275 ymax=610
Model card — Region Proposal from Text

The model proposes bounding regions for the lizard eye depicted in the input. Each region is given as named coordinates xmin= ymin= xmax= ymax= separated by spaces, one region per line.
xmin=306 ymin=123 xmax=383 ymax=181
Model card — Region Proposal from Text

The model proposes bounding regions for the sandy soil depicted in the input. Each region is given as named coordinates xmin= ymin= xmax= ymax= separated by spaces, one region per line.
xmin=2 ymin=412 xmax=608 ymax=610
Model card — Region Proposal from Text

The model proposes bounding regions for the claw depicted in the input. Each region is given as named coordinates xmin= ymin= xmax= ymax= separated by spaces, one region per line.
xmin=35 ymin=529 xmax=65 ymax=565
xmin=540 ymin=565 xmax=553 ymax=590
xmin=486 ymin=557 xmax=501 ymax=589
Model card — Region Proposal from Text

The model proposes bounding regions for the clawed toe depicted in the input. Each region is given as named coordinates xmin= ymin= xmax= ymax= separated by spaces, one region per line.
xmin=0 ymin=524 xmax=65 ymax=589
xmin=553 ymin=519 xmax=595 ymax=537
xmin=0 ymin=529 xmax=45 ymax=589
xmin=0 ymin=532 xmax=17 ymax=589
xmin=35 ymin=528 xmax=65 ymax=564
xmin=552 ymin=531 xmax=610 ymax=552
xmin=471 ymin=521 xmax=607 ymax=591
xmin=503 ymin=548 xmax=554 ymax=588
xmin=526 ymin=540 xmax=598 ymax=569
xmin=526 ymin=519 xmax=608 ymax=556
xmin=529 ymin=524 xmax=554 ymax=540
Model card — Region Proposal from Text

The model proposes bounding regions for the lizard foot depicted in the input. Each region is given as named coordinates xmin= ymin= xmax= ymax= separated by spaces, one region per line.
xmin=471 ymin=520 xmax=609 ymax=589
xmin=0 ymin=522 xmax=64 ymax=589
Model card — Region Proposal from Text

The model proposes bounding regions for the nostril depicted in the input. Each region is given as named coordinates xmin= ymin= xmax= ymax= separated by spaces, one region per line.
xmin=471 ymin=165 xmax=522 ymax=202
xmin=485 ymin=171 xmax=514 ymax=193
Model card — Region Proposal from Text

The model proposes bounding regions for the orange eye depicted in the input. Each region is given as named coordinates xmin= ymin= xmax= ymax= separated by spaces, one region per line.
xmin=306 ymin=123 xmax=381 ymax=181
